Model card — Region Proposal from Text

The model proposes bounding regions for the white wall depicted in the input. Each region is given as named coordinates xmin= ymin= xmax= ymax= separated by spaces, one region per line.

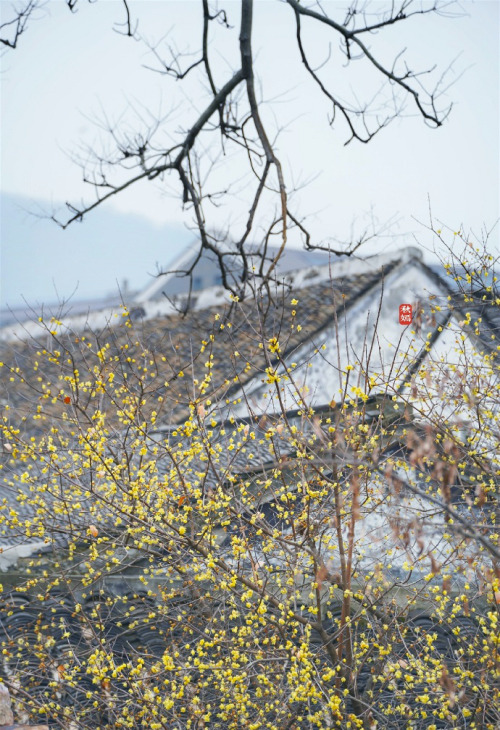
xmin=230 ymin=260 xmax=446 ymax=417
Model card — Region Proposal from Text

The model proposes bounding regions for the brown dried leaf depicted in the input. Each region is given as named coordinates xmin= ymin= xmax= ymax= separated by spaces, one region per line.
xmin=429 ymin=554 xmax=441 ymax=575
xmin=475 ymin=484 xmax=486 ymax=507
xmin=438 ymin=666 xmax=456 ymax=707
xmin=316 ymin=563 xmax=329 ymax=590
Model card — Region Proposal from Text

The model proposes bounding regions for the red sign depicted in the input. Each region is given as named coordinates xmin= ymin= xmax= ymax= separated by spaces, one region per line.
xmin=399 ymin=303 xmax=412 ymax=325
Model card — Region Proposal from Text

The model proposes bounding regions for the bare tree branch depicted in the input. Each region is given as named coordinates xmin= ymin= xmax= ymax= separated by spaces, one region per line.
xmin=4 ymin=0 xmax=461 ymax=302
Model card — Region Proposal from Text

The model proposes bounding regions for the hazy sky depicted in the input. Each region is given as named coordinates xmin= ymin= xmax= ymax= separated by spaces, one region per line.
xmin=1 ymin=0 xmax=499 ymax=309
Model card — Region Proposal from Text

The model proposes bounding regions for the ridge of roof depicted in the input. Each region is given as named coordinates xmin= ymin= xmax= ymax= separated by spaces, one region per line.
xmin=133 ymin=240 xmax=337 ymax=304
xmin=181 ymin=246 xmax=422 ymax=313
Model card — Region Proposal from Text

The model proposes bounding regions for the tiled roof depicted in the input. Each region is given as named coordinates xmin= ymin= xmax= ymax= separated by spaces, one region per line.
xmin=450 ymin=288 xmax=500 ymax=351
xmin=0 ymin=587 xmax=490 ymax=729
xmin=0 ymin=259 xmax=398 ymax=435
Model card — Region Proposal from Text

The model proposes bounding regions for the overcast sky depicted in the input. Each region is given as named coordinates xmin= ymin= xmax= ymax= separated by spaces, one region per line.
xmin=1 ymin=0 xmax=499 ymax=309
